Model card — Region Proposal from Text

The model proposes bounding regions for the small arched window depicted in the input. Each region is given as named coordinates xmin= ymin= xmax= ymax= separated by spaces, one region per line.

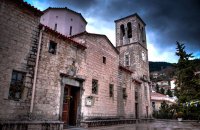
xmin=124 ymin=52 xmax=130 ymax=66
xmin=141 ymin=27 xmax=145 ymax=42
xmin=120 ymin=24 xmax=125 ymax=40
xmin=127 ymin=22 xmax=132 ymax=38
xmin=142 ymin=51 xmax=146 ymax=61
xmin=54 ymin=23 xmax=57 ymax=31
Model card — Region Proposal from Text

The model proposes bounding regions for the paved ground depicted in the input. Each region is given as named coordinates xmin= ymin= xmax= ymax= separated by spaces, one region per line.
xmin=65 ymin=121 xmax=200 ymax=130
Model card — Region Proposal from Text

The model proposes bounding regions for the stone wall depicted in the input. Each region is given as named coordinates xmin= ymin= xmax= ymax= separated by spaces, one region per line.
xmin=0 ymin=121 xmax=63 ymax=130
xmin=117 ymin=69 xmax=135 ymax=118
xmin=73 ymin=33 xmax=119 ymax=119
xmin=117 ymin=43 xmax=149 ymax=78
xmin=117 ymin=43 xmax=151 ymax=118
xmin=115 ymin=14 xmax=151 ymax=118
xmin=33 ymin=30 xmax=86 ymax=120
xmin=0 ymin=0 xmax=41 ymax=120
xmin=115 ymin=15 xmax=147 ymax=47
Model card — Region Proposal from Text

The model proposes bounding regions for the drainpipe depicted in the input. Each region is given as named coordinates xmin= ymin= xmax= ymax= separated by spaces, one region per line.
xmin=30 ymin=26 xmax=44 ymax=113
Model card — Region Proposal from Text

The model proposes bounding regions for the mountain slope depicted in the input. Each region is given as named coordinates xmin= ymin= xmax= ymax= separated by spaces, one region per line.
xmin=149 ymin=61 xmax=174 ymax=72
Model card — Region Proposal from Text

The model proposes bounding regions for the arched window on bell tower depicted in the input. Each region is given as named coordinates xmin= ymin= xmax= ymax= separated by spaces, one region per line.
xmin=141 ymin=27 xmax=145 ymax=42
xmin=120 ymin=24 xmax=125 ymax=40
xmin=138 ymin=23 xmax=142 ymax=41
xmin=127 ymin=22 xmax=132 ymax=38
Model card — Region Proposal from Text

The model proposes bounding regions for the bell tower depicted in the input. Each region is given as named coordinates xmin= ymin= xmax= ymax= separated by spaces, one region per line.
xmin=115 ymin=13 xmax=151 ymax=118
xmin=115 ymin=13 xmax=147 ymax=47
xmin=115 ymin=13 xmax=148 ymax=75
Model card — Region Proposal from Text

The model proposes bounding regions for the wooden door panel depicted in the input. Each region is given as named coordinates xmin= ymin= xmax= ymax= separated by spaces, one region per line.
xmin=62 ymin=111 xmax=68 ymax=123
xmin=62 ymin=86 xmax=80 ymax=125
xmin=62 ymin=86 xmax=71 ymax=124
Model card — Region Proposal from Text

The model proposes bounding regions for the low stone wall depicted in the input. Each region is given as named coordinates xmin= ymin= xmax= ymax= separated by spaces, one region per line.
xmin=0 ymin=121 xmax=63 ymax=130
xmin=80 ymin=118 xmax=154 ymax=128
xmin=81 ymin=119 xmax=136 ymax=128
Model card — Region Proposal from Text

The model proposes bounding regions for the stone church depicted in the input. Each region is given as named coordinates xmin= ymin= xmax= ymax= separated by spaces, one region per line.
xmin=0 ymin=0 xmax=151 ymax=129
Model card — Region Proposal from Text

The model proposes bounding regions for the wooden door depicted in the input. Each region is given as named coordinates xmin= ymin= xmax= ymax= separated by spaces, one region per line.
xmin=69 ymin=87 xmax=80 ymax=126
xmin=146 ymin=106 xmax=148 ymax=118
xmin=62 ymin=86 xmax=71 ymax=124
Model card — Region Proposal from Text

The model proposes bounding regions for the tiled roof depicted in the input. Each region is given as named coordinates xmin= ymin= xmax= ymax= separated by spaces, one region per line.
xmin=71 ymin=31 xmax=119 ymax=54
xmin=70 ymin=31 xmax=87 ymax=38
xmin=10 ymin=0 xmax=43 ymax=16
xmin=151 ymin=92 xmax=176 ymax=103
xmin=39 ymin=24 xmax=87 ymax=50
xmin=151 ymin=92 xmax=166 ymax=98
xmin=43 ymin=7 xmax=87 ymax=24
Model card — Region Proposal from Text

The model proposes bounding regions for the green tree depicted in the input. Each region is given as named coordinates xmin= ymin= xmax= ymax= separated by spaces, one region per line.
xmin=174 ymin=85 xmax=180 ymax=98
xmin=156 ymin=84 xmax=159 ymax=93
xmin=157 ymin=101 xmax=174 ymax=119
xmin=175 ymin=42 xmax=200 ymax=103
xmin=160 ymin=88 xmax=165 ymax=94
xmin=166 ymin=89 xmax=173 ymax=97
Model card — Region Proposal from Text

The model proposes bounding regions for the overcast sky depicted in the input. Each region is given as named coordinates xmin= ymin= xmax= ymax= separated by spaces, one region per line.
xmin=25 ymin=0 xmax=200 ymax=63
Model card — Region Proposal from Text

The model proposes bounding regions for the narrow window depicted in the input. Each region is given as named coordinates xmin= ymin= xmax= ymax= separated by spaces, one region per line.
xmin=109 ymin=84 xmax=114 ymax=97
xmin=127 ymin=22 xmax=132 ymax=38
xmin=123 ymin=88 xmax=127 ymax=99
xmin=9 ymin=70 xmax=26 ymax=100
xmin=103 ymin=56 xmax=106 ymax=64
xmin=69 ymin=26 xmax=72 ymax=35
xmin=135 ymin=91 xmax=138 ymax=100
xmin=142 ymin=51 xmax=146 ymax=61
xmin=49 ymin=41 xmax=57 ymax=54
xmin=124 ymin=52 xmax=130 ymax=66
xmin=144 ymin=85 xmax=147 ymax=99
xmin=92 ymin=79 xmax=98 ymax=94
xmin=152 ymin=102 xmax=155 ymax=109
xmin=120 ymin=24 xmax=125 ymax=40
xmin=141 ymin=27 xmax=145 ymax=42
xmin=54 ymin=23 xmax=57 ymax=31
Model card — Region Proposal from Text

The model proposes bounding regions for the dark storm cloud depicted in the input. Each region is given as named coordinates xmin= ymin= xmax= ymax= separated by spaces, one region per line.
xmin=141 ymin=0 xmax=200 ymax=51
xmin=50 ymin=0 xmax=98 ymax=11
xmin=61 ymin=0 xmax=200 ymax=53
xmin=27 ymin=0 xmax=200 ymax=59
xmin=98 ymin=0 xmax=200 ymax=52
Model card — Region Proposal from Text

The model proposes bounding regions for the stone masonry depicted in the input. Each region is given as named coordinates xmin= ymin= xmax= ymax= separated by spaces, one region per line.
xmin=117 ymin=67 xmax=134 ymax=118
xmin=72 ymin=33 xmax=120 ymax=119
xmin=0 ymin=0 xmax=152 ymax=129
xmin=33 ymin=25 xmax=86 ymax=120
xmin=115 ymin=14 xmax=151 ymax=118
xmin=0 ymin=0 xmax=42 ymax=120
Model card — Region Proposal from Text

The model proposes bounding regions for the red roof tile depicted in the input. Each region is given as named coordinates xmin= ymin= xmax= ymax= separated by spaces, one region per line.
xmin=10 ymin=0 xmax=43 ymax=16
xmin=71 ymin=31 xmax=119 ymax=54
xmin=151 ymin=92 xmax=166 ymax=98
xmin=39 ymin=24 xmax=87 ymax=50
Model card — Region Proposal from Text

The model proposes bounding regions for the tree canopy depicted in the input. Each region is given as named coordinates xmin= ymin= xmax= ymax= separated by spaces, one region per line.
xmin=175 ymin=41 xmax=200 ymax=103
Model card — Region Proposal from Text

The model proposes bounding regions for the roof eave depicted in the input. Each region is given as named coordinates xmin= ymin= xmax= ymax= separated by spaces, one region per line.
xmin=42 ymin=7 xmax=87 ymax=24
xmin=114 ymin=13 xmax=146 ymax=26
xmin=39 ymin=24 xmax=87 ymax=50
xmin=10 ymin=0 xmax=43 ymax=16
